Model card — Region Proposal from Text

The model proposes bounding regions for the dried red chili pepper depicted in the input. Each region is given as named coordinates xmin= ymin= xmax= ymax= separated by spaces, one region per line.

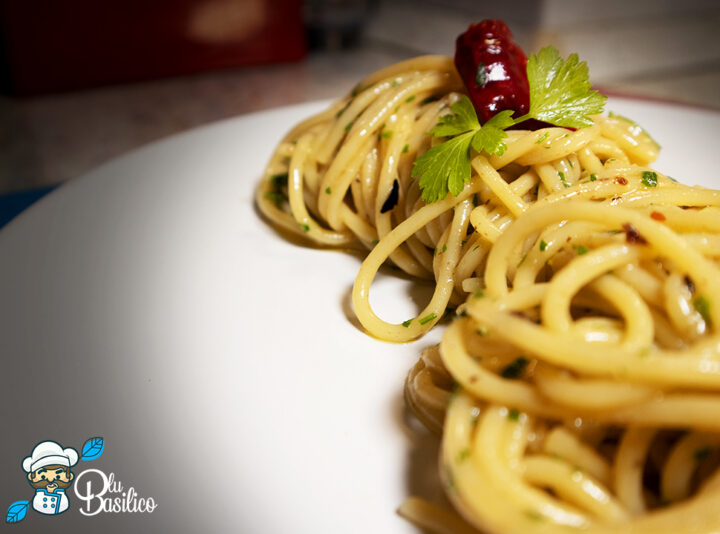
xmin=455 ymin=20 xmax=530 ymax=124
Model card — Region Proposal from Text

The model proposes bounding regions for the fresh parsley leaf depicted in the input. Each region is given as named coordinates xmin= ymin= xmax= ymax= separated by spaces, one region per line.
xmin=526 ymin=46 xmax=607 ymax=128
xmin=470 ymin=110 xmax=514 ymax=157
xmin=413 ymin=131 xmax=474 ymax=202
xmin=430 ymin=96 xmax=480 ymax=138
xmin=413 ymin=98 xmax=512 ymax=202
xmin=414 ymin=46 xmax=607 ymax=204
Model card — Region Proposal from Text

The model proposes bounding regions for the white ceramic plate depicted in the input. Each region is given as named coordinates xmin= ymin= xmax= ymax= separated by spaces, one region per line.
xmin=0 ymin=98 xmax=718 ymax=533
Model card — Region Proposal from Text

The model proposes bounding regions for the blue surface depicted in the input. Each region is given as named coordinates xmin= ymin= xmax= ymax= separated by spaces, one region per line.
xmin=0 ymin=184 xmax=59 ymax=229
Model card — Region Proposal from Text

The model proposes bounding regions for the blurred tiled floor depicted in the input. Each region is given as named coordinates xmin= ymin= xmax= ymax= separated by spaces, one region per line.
xmin=2 ymin=0 xmax=720 ymax=194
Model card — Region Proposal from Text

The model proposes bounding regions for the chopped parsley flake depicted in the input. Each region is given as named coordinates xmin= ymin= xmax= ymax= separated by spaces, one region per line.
xmin=344 ymin=121 xmax=354 ymax=132
xmin=405 ymin=95 xmax=416 ymax=103
xmin=473 ymin=289 xmax=484 ymax=299
xmin=336 ymin=100 xmax=352 ymax=118
xmin=441 ymin=244 xmax=447 ymax=253
xmin=402 ymin=319 xmax=412 ymax=328
xmin=419 ymin=312 xmax=438 ymax=325
xmin=590 ymin=173 xmax=597 ymax=181
xmin=402 ymin=144 xmax=409 ymax=153
xmin=264 ymin=191 xmax=285 ymax=207
xmin=536 ymin=132 xmax=549 ymax=144
xmin=325 ymin=187 xmax=332 ymax=194
xmin=270 ymin=173 xmax=288 ymax=187
xmin=575 ymin=245 xmax=588 ymax=255
xmin=444 ymin=465 xmax=455 ymax=491
xmin=371 ymin=239 xmax=379 ymax=246
xmin=382 ymin=130 xmax=393 ymax=138
xmin=694 ymin=446 xmax=712 ymax=461
xmin=301 ymin=223 xmax=310 ymax=232
xmin=392 ymin=80 xmax=399 ymax=87
xmin=501 ymin=357 xmax=529 ymax=379
xmin=524 ymin=510 xmax=544 ymax=522
xmin=641 ymin=171 xmax=658 ymax=187
xmin=539 ymin=239 xmax=548 ymax=251
xmin=457 ymin=448 xmax=471 ymax=463
xmin=694 ymin=296 xmax=712 ymax=327
xmin=508 ymin=409 xmax=520 ymax=421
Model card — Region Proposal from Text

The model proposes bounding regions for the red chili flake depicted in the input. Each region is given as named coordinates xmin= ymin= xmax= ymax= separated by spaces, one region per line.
xmin=622 ymin=223 xmax=647 ymax=244
xmin=650 ymin=211 xmax=666 ymax=221
xmin=615 ymin=176 xmax=628 ymax=185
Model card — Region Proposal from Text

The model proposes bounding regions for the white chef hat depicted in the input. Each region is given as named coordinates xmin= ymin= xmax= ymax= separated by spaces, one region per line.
xmin=22 ymin=441 xmax=79 ymax=473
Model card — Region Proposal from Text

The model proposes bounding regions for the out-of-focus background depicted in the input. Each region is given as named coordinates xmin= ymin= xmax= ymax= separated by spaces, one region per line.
xmin=2 ymin=0 xmax=719 ymax=196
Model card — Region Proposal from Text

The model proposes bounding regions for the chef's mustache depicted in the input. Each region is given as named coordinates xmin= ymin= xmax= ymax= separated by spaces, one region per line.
xmin=30 ymin=477 xmax=73 ymax=490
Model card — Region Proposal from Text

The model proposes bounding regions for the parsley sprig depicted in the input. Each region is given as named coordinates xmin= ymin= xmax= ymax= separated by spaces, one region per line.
xmin=412 ymin=46 xmax=607 ymax=203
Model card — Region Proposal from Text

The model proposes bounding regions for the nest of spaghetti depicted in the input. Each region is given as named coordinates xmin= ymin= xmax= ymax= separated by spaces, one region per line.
xmin=402 ymin=196 xmax=720 ymax=533
xmin=254 ymin=56 xmax=702 ymax=343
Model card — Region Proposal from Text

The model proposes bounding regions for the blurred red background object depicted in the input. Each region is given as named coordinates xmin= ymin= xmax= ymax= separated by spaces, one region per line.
xmin=0 ymin=0 xmax=306 ymax=95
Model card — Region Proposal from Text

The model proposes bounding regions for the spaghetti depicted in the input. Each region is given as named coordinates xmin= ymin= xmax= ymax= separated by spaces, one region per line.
xmin=257 ymin=55 xmax=670 ymax=342
xmin=256 ymin=35 xmax=720 ymax=533
xmin=401 ymin=198 xmax=720 ymax=533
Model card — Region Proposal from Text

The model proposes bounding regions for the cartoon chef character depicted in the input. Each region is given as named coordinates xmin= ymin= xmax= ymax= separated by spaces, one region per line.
xmin=22 ymin=440 xmax=78 ymax=515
